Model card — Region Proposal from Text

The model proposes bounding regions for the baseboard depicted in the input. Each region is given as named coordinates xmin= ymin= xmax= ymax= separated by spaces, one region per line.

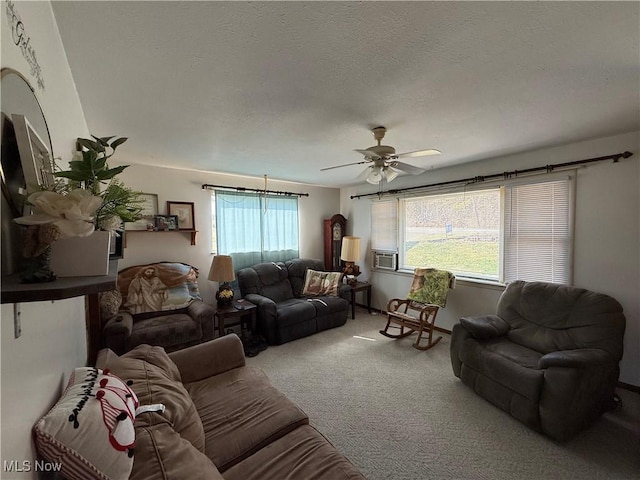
xmin=617 ymin=381 xmax=640 ymax=393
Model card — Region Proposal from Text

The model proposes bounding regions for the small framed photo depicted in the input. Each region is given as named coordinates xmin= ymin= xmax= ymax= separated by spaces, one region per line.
xmin=165 ymin=214 xmax=179 ymax=231
xmin=153 ymin=215 xmax=168 ymax=231
xmin=153 ymin=215 xmax=179 ymax=231
xmin=167 ymin=201 xmax=195 ymax=230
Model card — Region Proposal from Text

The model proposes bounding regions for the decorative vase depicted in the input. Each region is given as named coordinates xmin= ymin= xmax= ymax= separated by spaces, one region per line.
xmin=216 ymin=285 xmax=234 ymax=306
xmin=50 ymin=230 xmax=111 ymax=277
xmin=20 ymin=243 xmax=56 ymax=284
xmin=19 ymin=224 xmax=59 ymax=284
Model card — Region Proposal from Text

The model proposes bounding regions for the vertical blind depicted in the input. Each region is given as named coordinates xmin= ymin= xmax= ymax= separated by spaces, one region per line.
xmin=503 ymin=178 xmax=572 ymax=284
xmin=215 ymin=191 xmax=299 ymax=271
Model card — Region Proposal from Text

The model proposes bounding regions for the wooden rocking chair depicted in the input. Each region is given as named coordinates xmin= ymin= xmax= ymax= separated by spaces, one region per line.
xmin=380 ymin=268 xmax=455 ymax=351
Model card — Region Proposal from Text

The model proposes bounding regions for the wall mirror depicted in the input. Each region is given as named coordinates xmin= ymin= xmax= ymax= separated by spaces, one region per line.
xmin=1 ymin=68 xmax=54 ymax=276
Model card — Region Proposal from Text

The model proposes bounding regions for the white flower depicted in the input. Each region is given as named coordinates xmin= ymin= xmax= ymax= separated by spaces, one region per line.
xmin=15 ymin=189 xmax=102 ymax=239
xmin=99 ymin=214 xmax=123 ymax=233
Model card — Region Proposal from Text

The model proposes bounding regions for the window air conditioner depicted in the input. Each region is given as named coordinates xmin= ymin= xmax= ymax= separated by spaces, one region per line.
xmin=373 ymin=251 xmax=397 ymax=271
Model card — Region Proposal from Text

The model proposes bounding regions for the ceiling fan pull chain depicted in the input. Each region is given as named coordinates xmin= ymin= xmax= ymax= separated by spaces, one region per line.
xmin=263 ymin=174 xmax=269 ymax=213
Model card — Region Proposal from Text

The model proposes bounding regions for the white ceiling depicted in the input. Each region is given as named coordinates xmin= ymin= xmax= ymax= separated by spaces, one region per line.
xmin=51 ymin=1 xmax=639 ymax=188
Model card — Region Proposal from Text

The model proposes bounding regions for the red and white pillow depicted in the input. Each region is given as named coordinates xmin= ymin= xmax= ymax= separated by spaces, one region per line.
xmin=34 ymin=367 xmax=139 ymax=480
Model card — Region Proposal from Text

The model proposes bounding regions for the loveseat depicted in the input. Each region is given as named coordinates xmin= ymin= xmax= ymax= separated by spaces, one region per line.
xmin=101 ymin=262 xmax=216 ymax=354
xmin=237 ymin=258 xmax=349 ymax=345
xmin=450 ymin=280 xmax=626 ymax=441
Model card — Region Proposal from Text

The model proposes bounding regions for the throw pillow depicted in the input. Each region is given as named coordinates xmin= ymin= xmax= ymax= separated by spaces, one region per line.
xmin=406 ymin=267 xmax=455 ymax=307
xmin=117 ymin=262 xmax=202 ymax=317
xmin=33 ymin=367 xmax=139 ymax=480
xmin=98 ymin=344 xmax=206 ymax=453
xmin=302 ymin=269 xmax=342 ymax=297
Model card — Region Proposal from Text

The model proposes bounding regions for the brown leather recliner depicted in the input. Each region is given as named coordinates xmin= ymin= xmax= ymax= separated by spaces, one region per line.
xmin=450 ymin=280 xmax=625 ymax=441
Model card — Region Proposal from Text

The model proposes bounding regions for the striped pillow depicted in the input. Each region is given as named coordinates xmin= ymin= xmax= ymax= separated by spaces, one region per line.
xmin=34 ymin=367 xmax=138 ymax=480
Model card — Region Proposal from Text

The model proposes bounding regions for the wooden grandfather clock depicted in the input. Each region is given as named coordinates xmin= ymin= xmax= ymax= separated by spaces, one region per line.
xmin=324 ymin=214 xmax=347 ymax=271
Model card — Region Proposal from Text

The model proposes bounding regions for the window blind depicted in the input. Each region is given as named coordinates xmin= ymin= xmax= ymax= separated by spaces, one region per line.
xmin=371 ymin=199 xmax=398 ymax=252
xmin=504 ymin=179 xmax=572 ymax=284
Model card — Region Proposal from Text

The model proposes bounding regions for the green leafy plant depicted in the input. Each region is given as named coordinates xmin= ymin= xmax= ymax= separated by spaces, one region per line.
xmin=55 ymin=135 xmax=129 ymax=195
xmin=53 ymin=135 xmax=143 ymax=231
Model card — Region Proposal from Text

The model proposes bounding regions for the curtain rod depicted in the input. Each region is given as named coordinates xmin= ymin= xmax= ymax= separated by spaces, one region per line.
xmin=350 ymin=151 xmax=633 ymax=200
xmin=202 ymin=183 xmax=309 ymax=197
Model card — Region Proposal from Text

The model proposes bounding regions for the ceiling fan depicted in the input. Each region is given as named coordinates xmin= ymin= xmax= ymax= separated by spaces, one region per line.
xmin=321 ymin=126 xmax=441 ymax=184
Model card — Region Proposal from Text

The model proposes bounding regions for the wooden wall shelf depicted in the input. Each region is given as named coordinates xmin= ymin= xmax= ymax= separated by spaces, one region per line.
xmin=124 ymin=230 xmax=198 ymax=246
xmin=1 ymin=260 xmax=118 ymax=304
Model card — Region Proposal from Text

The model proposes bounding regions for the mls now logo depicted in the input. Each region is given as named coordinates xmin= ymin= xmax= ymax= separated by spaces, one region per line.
xmin=3 ymin=460 xmax=63 ymax=473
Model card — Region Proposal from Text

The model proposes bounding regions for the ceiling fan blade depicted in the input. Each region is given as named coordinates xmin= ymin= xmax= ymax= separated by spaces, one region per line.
xmin=389 ymin=161 xmax=426 ymax=176
xmin=395 ymin=149 xmax=441 ymax=158
xmin=355 ymin=148 xmax=381 ymax=159
xmin=320 ymin=160 xmax=369 ymax=172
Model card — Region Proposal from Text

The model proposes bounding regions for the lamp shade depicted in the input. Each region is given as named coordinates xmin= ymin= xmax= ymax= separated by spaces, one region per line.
xmin=340 ymin=236 xmax=361 ymax=262
xmin=208 ymin=255 xmax=235 ymax=283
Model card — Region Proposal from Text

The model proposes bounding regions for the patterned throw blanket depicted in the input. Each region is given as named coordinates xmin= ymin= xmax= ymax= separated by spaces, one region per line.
xmin=406 ymin=268 xmax=455 ymax=307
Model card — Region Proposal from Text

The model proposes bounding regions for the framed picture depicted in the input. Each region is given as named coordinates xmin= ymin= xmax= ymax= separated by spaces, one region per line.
xmin=125 ymin=193 xmax=158 ymax=231
xmin=153 ymin=214 xmax=179 ymax=231
xmin=165 ymin=214 xmax=179 ymax=230
xmin=167 ymin=201 xmax=195 ymax=230
xmin=153 ymin=215 xmax=168 ymax=231
xmin=3 ymin=113 xmax=54 ymax=218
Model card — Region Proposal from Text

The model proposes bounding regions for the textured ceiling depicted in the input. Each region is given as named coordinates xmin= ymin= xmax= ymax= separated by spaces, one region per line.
xmin=51 ymin=1 xmax=639 ymax=187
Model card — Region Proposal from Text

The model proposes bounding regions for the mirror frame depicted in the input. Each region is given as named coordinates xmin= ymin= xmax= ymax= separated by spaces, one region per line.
xmin=1 ymin=67 xmax=54 ymax=276
xmin=1 ymin=68 xmax=54 ymax=214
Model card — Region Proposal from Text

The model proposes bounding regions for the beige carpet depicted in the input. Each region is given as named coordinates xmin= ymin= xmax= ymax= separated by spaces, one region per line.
xmin=245 ymin=308 xmax=640 ymax=480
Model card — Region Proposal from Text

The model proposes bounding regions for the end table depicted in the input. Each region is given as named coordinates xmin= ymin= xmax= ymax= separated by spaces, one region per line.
xmin=214 ymin=299 xmax=257 ymax=337
xmin=344 ymin=281 xmax=372 ymax=319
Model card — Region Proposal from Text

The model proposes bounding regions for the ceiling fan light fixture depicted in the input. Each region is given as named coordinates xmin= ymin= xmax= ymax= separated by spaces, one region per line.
xmin=384 ymin=168 xmax=400 ymax=182
xmin=323 ymin=126 xmax=441 ymax=185
xmin=366 ymin=166 xmax=383 ymax=184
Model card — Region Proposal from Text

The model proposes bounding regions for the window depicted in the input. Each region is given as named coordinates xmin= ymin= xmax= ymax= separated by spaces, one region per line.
xmin=371 ymin=176 xmax=573 ymax=284
xmin=402 ymin=188 xmax=501 ymax=281
xmin=212 ymin=191 xmax=299 ymax=270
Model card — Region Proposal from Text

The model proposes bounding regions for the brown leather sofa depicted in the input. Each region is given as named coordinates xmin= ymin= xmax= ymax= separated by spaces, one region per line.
xmin=97 ymin=335 xmax=365 ymax=479
xmin=237 ymin=258 xmax=349 ymax=345
xmin=450 ymin=280 xmax=626 ymax=441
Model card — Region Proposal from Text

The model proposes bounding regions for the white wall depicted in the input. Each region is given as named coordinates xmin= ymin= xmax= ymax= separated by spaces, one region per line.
xmin=341 ymin=131 xmax=640 ymax=386
xmin=113 ymin=163 xmax=341 ymax=304
xmin=1 ymin=1 xmax=90 ymax=477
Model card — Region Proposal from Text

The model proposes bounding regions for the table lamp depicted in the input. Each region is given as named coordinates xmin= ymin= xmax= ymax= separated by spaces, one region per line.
xmin=208 ymin=255 xmax=235 ymax=305
xmin=340 ymin=236 xmax=361 ymax=284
